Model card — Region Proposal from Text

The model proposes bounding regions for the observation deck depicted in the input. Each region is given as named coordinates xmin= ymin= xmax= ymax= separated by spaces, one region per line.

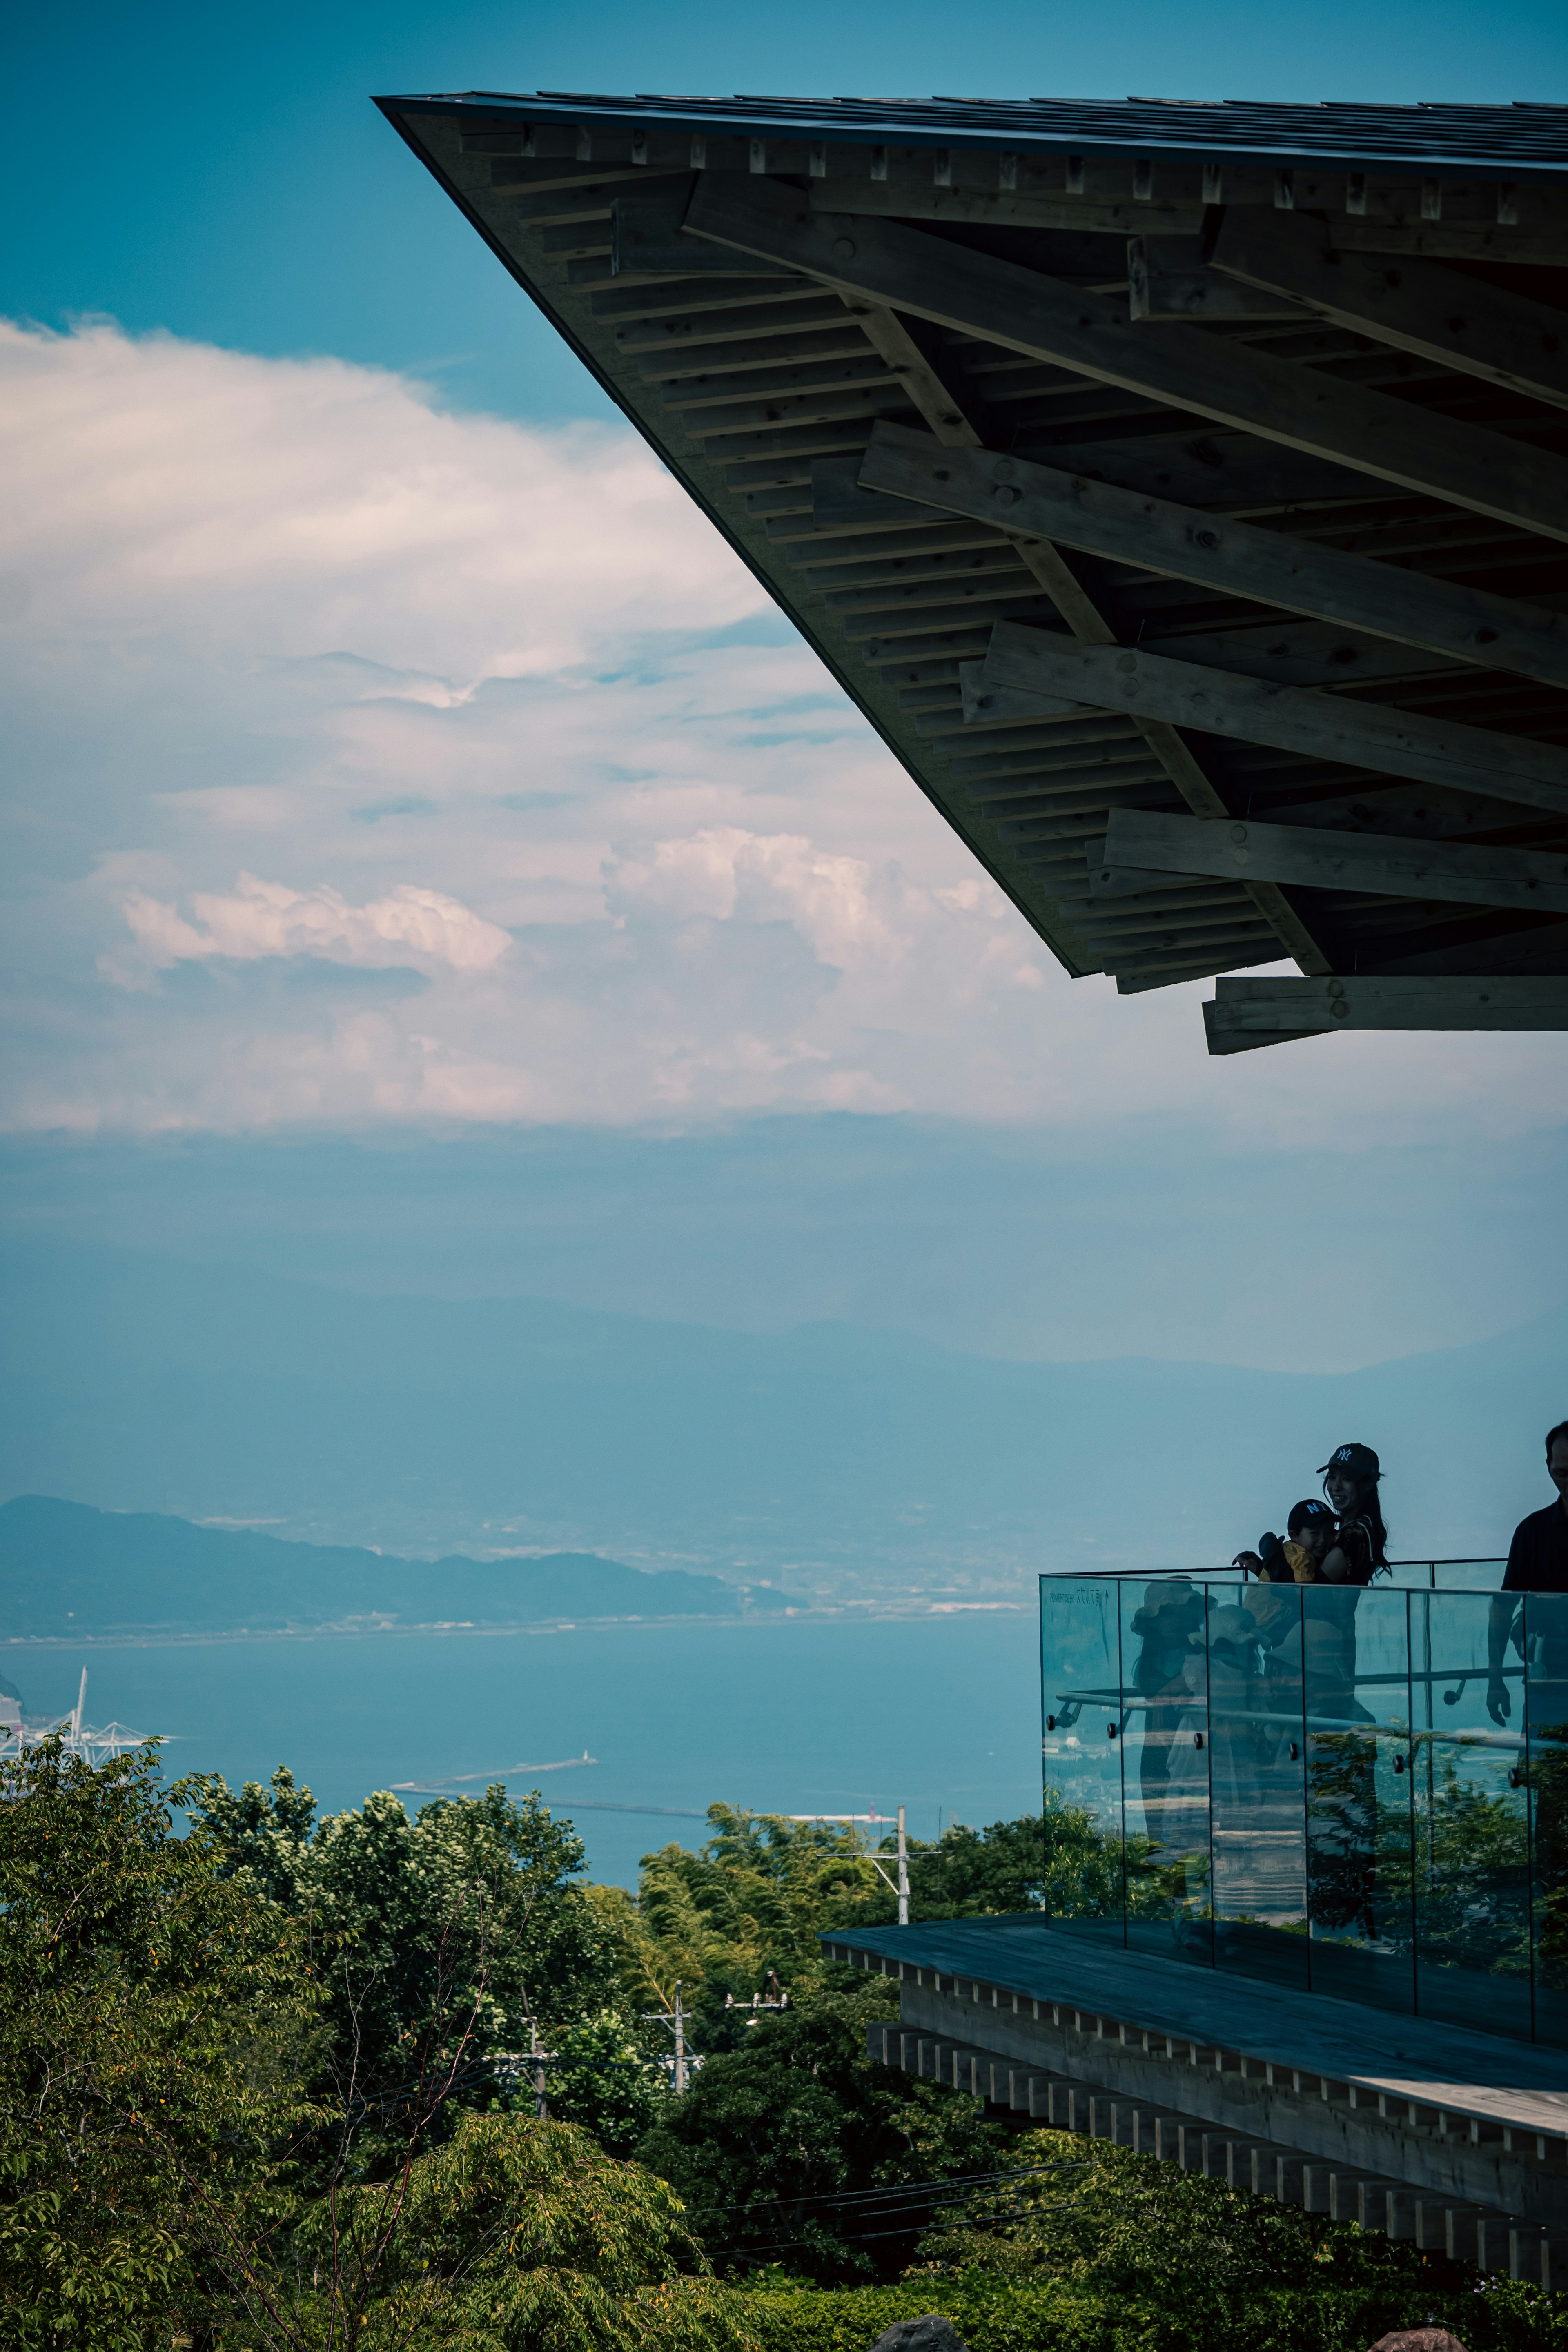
xmin=822 ymin=1563 xmax=1568 ymax=2288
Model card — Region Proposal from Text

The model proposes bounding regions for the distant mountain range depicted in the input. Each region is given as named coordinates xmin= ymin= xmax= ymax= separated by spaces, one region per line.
xmin=1 ymin=1238 xmax=1562 ymax=1592
xmin=0 ymin=1494 xmax=789 ymax=1639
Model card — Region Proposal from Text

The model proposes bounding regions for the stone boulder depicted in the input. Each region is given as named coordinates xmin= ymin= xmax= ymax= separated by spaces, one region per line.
xmin=1368 ymin=2330 xmax=1466 ymax=2352
xmin=868 ymin=2318 xmax=969 ymax=2352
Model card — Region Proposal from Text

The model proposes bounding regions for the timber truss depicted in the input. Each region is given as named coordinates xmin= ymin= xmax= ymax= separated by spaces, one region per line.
xmin=378 ymin=91 xmax=1568 ymax=1051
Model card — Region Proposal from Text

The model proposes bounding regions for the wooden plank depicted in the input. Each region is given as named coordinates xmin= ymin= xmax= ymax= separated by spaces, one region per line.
xmin=680 ymin=176 xmax=1568 ymax=545
xmin=847 ymin=304 xmax=983 ymax=446
xmin=1204 ymin=973 xmax=1568 ymax=1052
xmin=612 ymin=294 xmax=852 ymax=345
xmin=513 ymin=172 xmax=696 ymax=225
xmin=1090 ymin=808 xmax=1568 ymax=914
xmin=982 ymin=622 xmax=1568 ymax=817
xmin=856 ymin=421 xmax=1568 ymax=692
xmin=614 ymin=187 xmax=795 ymax=278
xmin=658 ymin=354 xmax=894 ymax=414
xmin=635 ymin=325 xmax=877 ymax=380
xmin=1128 ymin=241 xmax=1312 ymax=324
xmin=1335 ymin=220 xmax=1568 ymax=269
xmin=844 ymin=422 xmax=1370 ymax=514
xmin=686 ymin=385 xmax=901 ymax=440
xmin=811 ymin=175 xmax=1206 ymax=241
xmin=1210 ymin=209 xmax=1568 ymax=412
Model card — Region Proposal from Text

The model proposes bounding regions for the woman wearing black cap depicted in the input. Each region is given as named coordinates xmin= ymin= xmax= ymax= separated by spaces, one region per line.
xmin=1316 ymin=1442 xmax=1389 ymax=1585
xmin=1300 ymin=1443 xmax=1387 ymax=1949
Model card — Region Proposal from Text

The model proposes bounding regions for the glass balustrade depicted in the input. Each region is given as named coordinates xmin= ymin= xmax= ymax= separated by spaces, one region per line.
xmin=1039 ymin=1565 xmax=1568 ymax=2045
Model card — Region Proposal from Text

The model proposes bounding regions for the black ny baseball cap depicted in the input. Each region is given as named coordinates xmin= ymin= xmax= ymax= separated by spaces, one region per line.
xmin=1317 ymin=1442 xmax=1381 ymax=1481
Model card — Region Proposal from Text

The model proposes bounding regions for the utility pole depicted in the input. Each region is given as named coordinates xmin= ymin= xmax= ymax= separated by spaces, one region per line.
xmin=529 ymin=2017 xmax=547 ymax=2120
xmin=642 ymin=1982 xmax=694 ymax=2093
xmin=787 ymin=1809 xmax=911 ymax=1924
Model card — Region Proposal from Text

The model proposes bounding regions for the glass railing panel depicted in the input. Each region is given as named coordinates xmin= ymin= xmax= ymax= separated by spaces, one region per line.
xmin=1381 ymin=1561 xmax=1437 ymax=1588
xmin=1040 ymin=1575 xmax=1127 ymax=1942
xmin=1303 ymin=1585 xmax=1416 ymax=2013
xmin=1411 ymin=1590 xmax=1531 ymax=2039
xmin=1525 ymin=1594 xmax=1568 ymax=2048
xmin=1203 ymin=1579 xmax=1310 ymax=1989
xmin=1119 ymin=1577 xmax=1212 ymax=1967
xmin=1433 ymin=1559 xmax=1508 ymax=1591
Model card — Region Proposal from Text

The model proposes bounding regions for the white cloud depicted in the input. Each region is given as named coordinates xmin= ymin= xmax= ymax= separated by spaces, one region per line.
xmin=1 ymin=316 xmax=1564 ymax=1144
xmin=113 ymin=875 xmax=512 ymax=980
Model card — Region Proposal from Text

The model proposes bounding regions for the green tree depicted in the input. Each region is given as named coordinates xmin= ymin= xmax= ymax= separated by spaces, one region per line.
xmin=303 ymin=2111 xmax=755 ymax=2352
xmin=192 ymin=1771 xmax=623 ymax=2140
xmin=543 ymin=2013 xmax=667 ymax=2158
xmin=0 ymin=1738 xmax=322 ymax=2350
xmin=634 ymin=1970 xmax=1003 ymax=2284
xmin=635 ymin=1809 xmax=893 ymax=2004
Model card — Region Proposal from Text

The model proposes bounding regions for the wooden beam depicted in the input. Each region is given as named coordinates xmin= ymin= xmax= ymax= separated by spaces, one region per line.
xmin=855 ymin=421 xmax=1568 ymax=693
xmin=1089 ymin=808 xmax=1568 ymax=914
xmin=811 ymin=175 xmax=1206 ymax=242
xmin=815 ymin=425 xmax=1367 ymax=531
xmin=648 ymin=198 xmax=1322 ymax=980
xmin=982 ymin=623 xmax=1568 ymax=819
xmin=680 ymin=176 xmax=1568 ymax=544
xmin=1203 ymin=973 xmax=1568 ymax=1054
xmin=844 ymin=305 xmax=983 ymax=446
xmin=1209 ymin=208 xmax=1568 ymax=413
xmin=800 ymin=174 xmax=1568 ymax=267
xmin=1127 ymin=240 xmax=1312 ymax=324
xmin=613 ymin=187 xmax=796 ymax=277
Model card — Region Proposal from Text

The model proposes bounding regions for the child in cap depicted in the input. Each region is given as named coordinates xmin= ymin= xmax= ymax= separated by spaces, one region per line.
xmin=1234 ymin=1498 xmax=1336 ymax=1586
xmin=1260 ymin=1499 xmax=1338 ymax=1584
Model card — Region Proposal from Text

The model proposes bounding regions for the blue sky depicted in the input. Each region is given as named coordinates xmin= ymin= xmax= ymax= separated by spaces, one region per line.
xmin=3 ymin=0 xmax=1567 ymax=1383
xmin=12 ymin=0 xmax=1568 ymax=422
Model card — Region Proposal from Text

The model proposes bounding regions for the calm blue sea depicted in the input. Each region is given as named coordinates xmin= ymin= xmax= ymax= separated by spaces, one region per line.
xmin=8 ymin=1613 xmax=1043 ymax=1887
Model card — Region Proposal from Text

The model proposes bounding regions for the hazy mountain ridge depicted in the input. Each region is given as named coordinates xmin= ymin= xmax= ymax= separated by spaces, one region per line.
xmin=2 ymin=1240 xmax=1562 ymax=1588
xmin=0 ymin=1494 xmax=791 ymax=1638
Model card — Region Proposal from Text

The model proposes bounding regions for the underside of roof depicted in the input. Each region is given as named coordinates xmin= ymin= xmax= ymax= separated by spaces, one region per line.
xmin=376 ymin=87 xmax=1568 ymax=1051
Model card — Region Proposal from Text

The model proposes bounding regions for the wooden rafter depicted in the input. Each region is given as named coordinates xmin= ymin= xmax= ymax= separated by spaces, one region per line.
xmin=1208 ymin=208 xmax=1568 ymax=411
xmin=854 ymin=421 xmax=1568 ymax=692
xmin=1090 ymin=808 xmax=1568 ymax=913
xmin=1205 ymin=973 xmax=1568 ymax=1054
xmin=681 ymin=174 xmax=1568 ymax=543
xmin=380 ymin=96 xmax=1568 ymax=1044
xmin=979 ymin=623 xmax=1568 ymax=817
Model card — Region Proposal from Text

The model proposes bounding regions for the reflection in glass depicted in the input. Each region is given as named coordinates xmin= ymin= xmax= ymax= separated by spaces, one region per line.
xmin=1527 ymin=1593 xmax=1568 ymax=2047
xmin=1301 ymin=1587 xmax=1414 ymax=2011
xmin=1412 ymin=1591 xmax=1530 ymax=2037
xmin=1038 ymin=1565 xmax=1553 ymax=2040
xmin=1122 ymin=1579 xmax=1210 ymax=1962
xmin=1039 ymin=1578 xmax=1125 ymax=1942
xmin=1211 ymin=1582 xmax=1308 ymax=1988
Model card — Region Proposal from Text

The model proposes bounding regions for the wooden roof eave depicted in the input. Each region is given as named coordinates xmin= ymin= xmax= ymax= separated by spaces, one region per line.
xmin=377 ymin=96 xmax=1568 ymax=1043
xmin=375 ymin=98 xmax=1102 ymax=981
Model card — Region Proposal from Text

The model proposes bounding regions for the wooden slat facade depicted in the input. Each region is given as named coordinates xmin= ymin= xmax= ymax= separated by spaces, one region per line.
xmin=376 ymin=91 xmax=1568 ymax=1046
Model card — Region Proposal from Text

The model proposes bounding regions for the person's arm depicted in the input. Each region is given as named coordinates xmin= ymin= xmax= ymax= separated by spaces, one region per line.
xmin=1489 ymin=1527 xmax=1527 ymax=1724
xmin=1487 ymin=1597 xmax=1517 ymax=1723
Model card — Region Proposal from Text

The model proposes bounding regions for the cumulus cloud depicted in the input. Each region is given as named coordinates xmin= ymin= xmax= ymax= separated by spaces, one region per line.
xmin=1 ymin=316 xmax=1564 ymax=1145
xmin=113 ymin=875 xmax=512 ymax=980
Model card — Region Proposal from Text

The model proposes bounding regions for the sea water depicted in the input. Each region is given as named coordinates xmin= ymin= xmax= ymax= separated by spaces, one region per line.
xmin=6 ymin=1612 xmax=1042 ymax=1887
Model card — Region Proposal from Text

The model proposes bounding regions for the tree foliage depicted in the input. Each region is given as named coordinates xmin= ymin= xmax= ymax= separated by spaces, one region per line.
xmin=301 ymin=2113 xmax=755 ymax=2352
xmin=0 ymin=1739 xmax=322 ymax=2350
xmin=191 ymin=1770 xmax=621 ymax=2130
xmin=634 ymin=1971 xmax=1003 ymax=2283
